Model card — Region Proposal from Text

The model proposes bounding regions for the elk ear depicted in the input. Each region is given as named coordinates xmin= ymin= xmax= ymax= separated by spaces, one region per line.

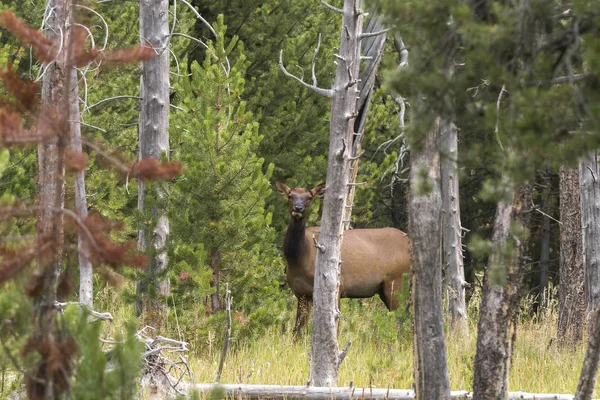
xmin=311 ymin=183 xmax=326 ymax=198
xmin=275 ymin=180 xmax=291 ymax=196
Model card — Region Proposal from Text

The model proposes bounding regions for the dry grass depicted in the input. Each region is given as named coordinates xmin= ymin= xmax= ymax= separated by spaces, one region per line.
xmin=186 ymin=296 xmax=597 ymax=396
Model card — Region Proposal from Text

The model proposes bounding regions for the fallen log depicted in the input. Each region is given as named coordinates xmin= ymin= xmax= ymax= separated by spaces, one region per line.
xmin=190 ymin=383 xmax=574 ymax=400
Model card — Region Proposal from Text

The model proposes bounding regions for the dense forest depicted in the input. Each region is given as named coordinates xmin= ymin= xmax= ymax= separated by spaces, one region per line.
xmin=1 ymin=0 xmax=600 ymax=399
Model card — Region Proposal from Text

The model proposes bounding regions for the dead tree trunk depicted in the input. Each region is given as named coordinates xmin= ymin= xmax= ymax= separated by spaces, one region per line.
xmin=342 ymin=9 xmax=386 ymax=229
xmin=210 ymin=250 xmax=221 ymax=313
xmin=409 ymin=117 xmax=451 ymax=400
xmin=472 ymin=182 xmax=532 ymax=400
xmin=579 ymin=152 xmax=600 ymax=312
xmin=69 ymin=68 xmax=93 ymax=308
xmin=538 ymin=170 xmax=552 ymax=307
xmin=135 ymin=0 xmax=171 ymax=322
xmin=37 ymin=0 xmax=69 ymax=275
xmin=30 ymin=0 xmax=72 ymax=397
xmin=310 ymin=0 xmax=363 ymax=387
xmin=440 ymin=120 xmax=467 ymax=334
xmin=558 ymin=166 xmax=585 ymax=345
xmin=575 ymin=307 xmax=600 ymax=400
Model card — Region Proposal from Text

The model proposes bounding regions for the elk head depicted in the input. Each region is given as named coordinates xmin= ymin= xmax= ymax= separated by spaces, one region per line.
xmin=275 ymin=181 xmax=326 ymax=220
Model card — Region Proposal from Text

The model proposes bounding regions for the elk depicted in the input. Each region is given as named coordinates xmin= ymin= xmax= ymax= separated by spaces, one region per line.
xmin=275 ymin=180 xmax=412 ymax=336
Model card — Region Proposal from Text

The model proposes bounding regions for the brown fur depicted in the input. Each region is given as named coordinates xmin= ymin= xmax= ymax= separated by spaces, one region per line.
xmin=275 ymin=181 xmax=412 ymax=336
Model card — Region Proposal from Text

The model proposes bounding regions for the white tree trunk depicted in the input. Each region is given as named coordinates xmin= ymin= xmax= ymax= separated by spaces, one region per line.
xmin=579 ymin=152 xmax=600 ymax=312
xmin=311 ymin=0 xmax=363 ymax=387
xmin=440 ymin=119 xmax=467 ymax=334
xmin=409 ymin=117 xmax=451 ymax=400
xmin=69 ymin=68 xmax=93 ymax=307
xmin=136 ymin=0 xmax=170 ymax=319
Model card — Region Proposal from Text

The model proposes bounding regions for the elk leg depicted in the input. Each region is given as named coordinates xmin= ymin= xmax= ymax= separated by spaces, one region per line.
xmin=292 ymin=295 xmax=312 ymax=337
xmin=380 ymin=279 xmax=402 ymax=311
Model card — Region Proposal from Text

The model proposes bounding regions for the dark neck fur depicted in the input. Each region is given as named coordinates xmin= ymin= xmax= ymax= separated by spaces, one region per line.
xmin=283 ymin=217 xmax=307 ymax=261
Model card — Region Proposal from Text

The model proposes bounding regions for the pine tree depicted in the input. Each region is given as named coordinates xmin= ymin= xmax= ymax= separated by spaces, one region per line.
xmin=169 ymin=16 xmax=284 ymax=342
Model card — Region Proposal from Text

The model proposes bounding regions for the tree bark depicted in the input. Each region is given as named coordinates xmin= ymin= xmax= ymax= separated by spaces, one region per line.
xmin=69 ymin=68 xmax=93 ymax=308
xmin=342 ymin=8 xmax=386 ymax=230
xmin=136 ymin=0 xmax=171 ymax=321
xmin=30 ymin=0 xmax=72 ymax=397
xmin=538 ymin=171 xmax=551 ymax=307
xmin=37 ymin=0 xmax=69 ymax=274
xmin=574 ymin=307 xmax=600 ymax=400
xmin=472 ymin=182 xmax=532 ymax=400
xmin=558 ymin=166 xmax=585 ymax=345
xmin=579 ymin=152 xmax=600 ymax=312
xmin=210 ymin=250 xmax=221 ymax=313
xmin=191 ymin=384 xmax=576 ymax=400
xmin=440 ymin=120 xmax=467 ymax=334
xmin=311 ymin=0 xmax=363 ymax=387
xmin=409 ymin=117 xmax=451 ymax=400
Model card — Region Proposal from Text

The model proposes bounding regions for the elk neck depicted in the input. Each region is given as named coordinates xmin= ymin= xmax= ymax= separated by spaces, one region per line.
xmin=283 ymin=215 xmax=309 ymax=262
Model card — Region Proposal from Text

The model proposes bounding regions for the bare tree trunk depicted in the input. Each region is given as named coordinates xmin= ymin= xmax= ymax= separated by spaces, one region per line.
xmin=30 ymin=0 xmax=72 ymax=397
xmin=136 ymin=0 xmax=170 ymax=321
xmin=409 ymin=117 xmax=451 ymax=400
xmin=69 ymin=68 xmax=93 ymax=308
xmin=311 ymin=0 xmax=363 ymax=387
xmin=579 ymin=152 xmax=600 ymax=312
xmin=37 ymin=0 xmax=69 ymax=273
xmin=342 ymin=9 xmax=386 ymax=229
xmin=472 ymin=182 xmax=532 ymax=400
xmin=210 ymin=250 xmax=221 ymax=313
xmin=558 ymin=166 xmax=585 ymax=345
xmin=575 ymin=307 xmax=600 ymax=400
xmin=440 ymin=120 xmax=467 ymax=334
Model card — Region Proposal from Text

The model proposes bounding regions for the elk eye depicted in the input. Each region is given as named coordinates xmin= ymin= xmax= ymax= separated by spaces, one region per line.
xmin=288 ymin=194 xmax=292 ymax=199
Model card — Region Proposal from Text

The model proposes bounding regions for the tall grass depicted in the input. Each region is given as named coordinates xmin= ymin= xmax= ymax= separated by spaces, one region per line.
xmin=187 ymin=293 xmax=597 ymax=396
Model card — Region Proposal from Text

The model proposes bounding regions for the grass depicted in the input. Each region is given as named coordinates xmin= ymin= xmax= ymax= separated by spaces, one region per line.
xmin=2 ymin=285 xmax=592 ymax=398
xmin=186 ymin=295 xmax=596 ymax=396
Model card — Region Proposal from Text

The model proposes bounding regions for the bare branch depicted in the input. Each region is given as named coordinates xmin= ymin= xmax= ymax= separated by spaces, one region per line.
xmin=176 ymin=0 xmax=216 ymax=37
xmin=74 ymin=4 xmax=109 ymax=50
xmin=279 ymin=49 xmax=332 ymax=98
xmin=54 ymin=302 xmax=114 ymax=321
xmin=495 ymin=84 xmax=508 ymax=151
xmin=170 ymin=32 xmax=209 ymax=51
xmin=312 ymin=33 xmax=322 ymax=87
xmin=312 ymin=234 xmax=326 ymax=253
xmin=539 ymin=73 xmax=589 ymax=85
xmin=320 ymin=0 xmax=343 ymax=13
xmin=360 ymin=29 xmax=389 ymax=39
xmin=338 ymin=340 xmax=352 ymax=365
xmin=83 ymin=95 xmax=141 ymax=113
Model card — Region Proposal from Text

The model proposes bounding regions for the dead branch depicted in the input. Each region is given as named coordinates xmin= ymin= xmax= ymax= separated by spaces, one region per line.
xmin=136 ymin=326 xmax=192 ymax=397
xmin=320 ymin=0 xmax=343 ymax=13
xmin=189 ymin=384 xmax=575 ymax=400
xmin=216 ymin=283 xmax=232 ymax=382
xmin=279 ymin=49 xmax=333 ymax=98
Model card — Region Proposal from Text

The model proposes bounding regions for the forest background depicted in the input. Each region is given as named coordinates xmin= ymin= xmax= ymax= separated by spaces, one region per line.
xmin=0 ymin=0 xmax=599 ymax=397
